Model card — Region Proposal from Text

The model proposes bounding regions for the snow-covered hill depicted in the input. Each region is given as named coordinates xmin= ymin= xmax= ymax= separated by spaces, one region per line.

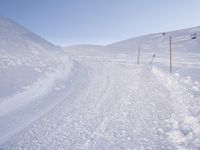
xmin=0 ymin=16 xmax=64 ymax=98
xmin=108 ymin=26 xmax=200 ymax=54
xmin=0 ymin=16 xmax=73 ymax=144
xmin=65 ymin=26 xmax=200 ymax=56
xmin=107 ymin=26 xmax=200 ymax=81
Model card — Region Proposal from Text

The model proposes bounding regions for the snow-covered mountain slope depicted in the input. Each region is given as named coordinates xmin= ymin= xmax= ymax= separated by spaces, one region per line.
xmin=0 ymin=17 xmax=73 ymax=144
xmin=64 ymin=44 xmax=117 ymax=57
xmin=65 ymin=45 xmax=104 ymax=55
xmin=108 ymin=26 xmax=200 ymax=54
xmin=65 ymin=26 xmax=200 ymax=80
xmin=0 ymin=16 xmax=65 ymax=98
xmin=65 ymin=26 xmax=200 ymax=56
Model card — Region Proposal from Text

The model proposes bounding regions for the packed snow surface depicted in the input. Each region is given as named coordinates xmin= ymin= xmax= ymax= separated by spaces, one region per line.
xmin=0 ymin=17 xmax=200 ymax=149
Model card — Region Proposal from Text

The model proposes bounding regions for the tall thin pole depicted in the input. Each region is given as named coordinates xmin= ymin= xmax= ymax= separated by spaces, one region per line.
xmin=170 ymin=36 xmax=172 ymax=74
xmin=137 ymin=44 xmax=140 ymax=64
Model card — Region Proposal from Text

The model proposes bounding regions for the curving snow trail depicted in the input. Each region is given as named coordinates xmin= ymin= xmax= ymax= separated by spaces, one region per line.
xmin=0 ymin=57 xmax=199 ymax=149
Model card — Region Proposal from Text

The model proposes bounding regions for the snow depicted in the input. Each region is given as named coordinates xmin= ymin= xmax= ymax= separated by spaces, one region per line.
xmin=0 ymin=17 xmax=200 ymax=149
xmin=0 ymin=63 xmax=72 ymax=116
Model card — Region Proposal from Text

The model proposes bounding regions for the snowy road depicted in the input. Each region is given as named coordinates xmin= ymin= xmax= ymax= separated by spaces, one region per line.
xmin=1 ymin=57 xmax=200 ymax=149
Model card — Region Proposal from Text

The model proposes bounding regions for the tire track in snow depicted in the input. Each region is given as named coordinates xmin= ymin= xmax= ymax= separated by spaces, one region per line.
xmin=81 ymin=63 xmax=142 ymax=150
xmin=82 ymin=65 xmax=175 ymax=150
xmin=1 ymin=59 xmax=121 ymax=149
xmin=0 ymin=60 xmax=90 ymax=148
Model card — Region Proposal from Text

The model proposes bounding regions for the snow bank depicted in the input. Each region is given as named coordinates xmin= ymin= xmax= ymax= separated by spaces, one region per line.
xmin=0 ymin=60 xmax=73 ymax=116
xmin=152 ymin=67 xmax=200 ymax=149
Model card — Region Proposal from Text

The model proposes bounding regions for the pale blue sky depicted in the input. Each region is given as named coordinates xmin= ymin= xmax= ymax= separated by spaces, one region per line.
xmin=0 ymin=0 xmax=200 ymax=46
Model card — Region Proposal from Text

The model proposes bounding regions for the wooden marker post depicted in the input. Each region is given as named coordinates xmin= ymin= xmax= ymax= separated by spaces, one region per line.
xmin=170 ymin=36 xmax=172 ymax=74
xmin=137 ymin=44 xmax=140 ymax=64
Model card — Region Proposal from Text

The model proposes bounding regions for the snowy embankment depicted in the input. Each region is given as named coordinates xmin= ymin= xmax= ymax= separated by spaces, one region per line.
xmin=0 ymin=57 xmax=73 ymax=144
xmin=153 ymin=67 xmax=200 ymax=149
xmin=0 ymin=59 xmax=72 ymax=116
